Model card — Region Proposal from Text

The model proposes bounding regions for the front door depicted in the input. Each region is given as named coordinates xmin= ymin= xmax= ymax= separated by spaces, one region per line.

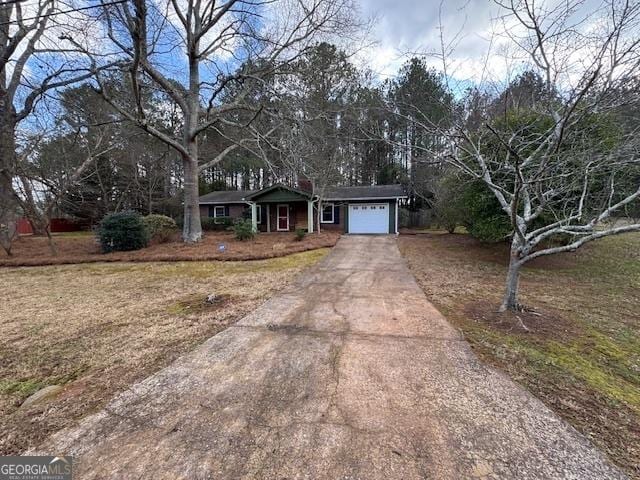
xmin=277 ymin=204 xmax=289 ymax=231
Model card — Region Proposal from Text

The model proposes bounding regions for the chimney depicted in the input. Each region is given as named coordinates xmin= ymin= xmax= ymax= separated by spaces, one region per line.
xmin=297 ymin=176 xmax=313 ymax=193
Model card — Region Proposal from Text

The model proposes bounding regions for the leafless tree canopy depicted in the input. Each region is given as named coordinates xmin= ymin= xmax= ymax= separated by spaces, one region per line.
xmin=390 ymin=0 xmax=640 ymax=310
xmin=57 ymin=0 xmax=359 ymax=242
xmin=1 ymin=0 xmax=88 ymax=253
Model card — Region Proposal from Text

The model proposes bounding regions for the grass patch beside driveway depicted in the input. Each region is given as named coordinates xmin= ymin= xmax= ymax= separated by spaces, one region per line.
xmin=399 ymin=233 xmax=640 ymax=479
xmin=0 ymin=249 xmax=329 ymax=455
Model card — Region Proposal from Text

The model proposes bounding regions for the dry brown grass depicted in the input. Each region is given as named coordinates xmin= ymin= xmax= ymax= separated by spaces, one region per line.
xmin=0 ymin=231 xmax=340 ymax=267
xmin=399 ymin=232 xmax=640 ymax=478
xmin=0 ymin=248 xmax=329 ymax=454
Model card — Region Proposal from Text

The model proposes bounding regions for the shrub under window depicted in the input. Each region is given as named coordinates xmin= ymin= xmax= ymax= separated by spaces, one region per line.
xmin=233 ymin=218 xmax=255 ymax=241
xmin=202 ymin=217 xmax=233 ymax=231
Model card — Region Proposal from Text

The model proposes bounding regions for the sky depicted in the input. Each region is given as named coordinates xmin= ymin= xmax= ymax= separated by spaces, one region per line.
xmin=356 ymin=0 xmax=621 ymax=92
xmin=356 ymin=0 xmax=506 ymax=83
xmin=7 ymin=0 xmax=621 ymax=113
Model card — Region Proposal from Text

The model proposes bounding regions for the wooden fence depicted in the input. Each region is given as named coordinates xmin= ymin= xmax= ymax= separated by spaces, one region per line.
xmin=398 ymin=208 xmax=432 ymax=229
xmin=17 ymin=217 xmax=88 ymax=235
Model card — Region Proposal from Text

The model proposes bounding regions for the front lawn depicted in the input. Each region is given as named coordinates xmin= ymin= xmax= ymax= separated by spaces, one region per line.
xmin=399 ymin=233 xmax=640 ymax=478
xmin=0 ymin=231 xmax=339 ymax=267
xmin=0 ymin=249 xmax=329 ymax=454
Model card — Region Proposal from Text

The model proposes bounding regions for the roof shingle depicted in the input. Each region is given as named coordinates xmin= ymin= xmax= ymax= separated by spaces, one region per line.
xmin=323 ymin=184 xmax=406 ymax=200
xmin=198 ymin=190 xmax=255 ymax=204
xmin=198 ymin=184 xmax=406 ymax=204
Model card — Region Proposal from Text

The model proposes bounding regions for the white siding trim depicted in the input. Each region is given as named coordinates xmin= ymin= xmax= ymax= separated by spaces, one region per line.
xmin=325 ymin=196 xmax=408 ymax=201
xmin=320 ymin=202 xmax=335 ymax=223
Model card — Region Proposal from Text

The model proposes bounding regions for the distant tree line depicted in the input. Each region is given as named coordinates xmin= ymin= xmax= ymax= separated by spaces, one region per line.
xmin=14 ymin=44 xmax=456 ymax=232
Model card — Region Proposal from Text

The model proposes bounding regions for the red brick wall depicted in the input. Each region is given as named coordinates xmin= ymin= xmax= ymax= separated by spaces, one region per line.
xmin=199 ymin=204 xmax=247 ymax=220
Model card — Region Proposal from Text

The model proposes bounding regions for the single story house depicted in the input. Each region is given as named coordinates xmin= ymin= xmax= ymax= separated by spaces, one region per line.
xmin=198 ymin=184 xmax=407 ymax=234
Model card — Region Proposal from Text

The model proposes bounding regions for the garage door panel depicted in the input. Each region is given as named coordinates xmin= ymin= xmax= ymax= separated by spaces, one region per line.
xmin=348 ymin=203 xmax=389 ymax=234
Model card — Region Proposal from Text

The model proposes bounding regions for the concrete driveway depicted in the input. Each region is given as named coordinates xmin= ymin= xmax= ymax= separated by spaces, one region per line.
xmin=37 ymin=236 xmax=625 ymax=479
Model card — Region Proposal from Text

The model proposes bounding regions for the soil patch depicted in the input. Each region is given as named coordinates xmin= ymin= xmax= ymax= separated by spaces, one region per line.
xmin=464 ymin=301 xmax=583 ymax=340
xmin=168 ymin=293 xmax=233 ymax=315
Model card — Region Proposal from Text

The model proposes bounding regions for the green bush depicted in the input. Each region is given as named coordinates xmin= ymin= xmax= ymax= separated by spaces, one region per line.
xmin=294 ymin=228 xmax=306 ymax=241
xmin=459 ymin=181 xmax=511 ymax=243
xmin=97 ymin=211 xmax=149 ymax=253
xmin=201 ymin=216 xmax=233 ymax=231
xmin=142 ymin=214 xmax=178 ymax=243
xmin=466 ymin=215 xmax=511 ymax=243
xmin=431 ymin=171 xmax=466 ymax=233
xmin=233 ymin=219 xmax=255 ymax=241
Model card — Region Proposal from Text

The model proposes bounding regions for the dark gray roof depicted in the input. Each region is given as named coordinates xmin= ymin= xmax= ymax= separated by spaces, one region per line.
xmin=199 ymin=184 xmax=406 ymax=204
xmin=323 ymin=184 xmax=406 ymax=200
xmin=198 ymin=190 xmax=255 ymax=204
xmin=244 ymin=183 xmax=312 ymax=200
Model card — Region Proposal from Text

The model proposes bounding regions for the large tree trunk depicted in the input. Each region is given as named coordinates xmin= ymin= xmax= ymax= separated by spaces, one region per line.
xmin=44 ymin=226 xmax=57 ymax=256
xmin=0 ymin=100 xmax=17 ymax=256
xmin=500 ymin=241 xmax=523 ymax=312
xmin=179 ymin=35 xmax=203 ymax=244
xmin=182 ymin=156 xmax=202 ymax=243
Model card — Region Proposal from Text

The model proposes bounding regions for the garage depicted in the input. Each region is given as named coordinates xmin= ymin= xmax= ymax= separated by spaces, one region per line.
xmin=348 ymin=203 xmax=389 ymax=234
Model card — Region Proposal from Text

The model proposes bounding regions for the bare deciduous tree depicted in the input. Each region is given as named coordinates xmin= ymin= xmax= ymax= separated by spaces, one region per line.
xmin=69 ymin=0 xmax=358 ymax=242
xmin=0 ymin=0 xmax=110 ymax=254
xmin=15 ymin=130 xmax=115 ymax=254
xmin=393 ymin=0 xmax=640 ymax=311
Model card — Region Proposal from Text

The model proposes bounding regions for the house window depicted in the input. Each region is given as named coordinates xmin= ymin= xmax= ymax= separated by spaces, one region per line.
xmin=213 ymin=206 xmax=226 ymax=223
xmin=255 ymin=205 xmax=261 ymax=224
xmin=321 ymin=203 xmax=334 ymax=223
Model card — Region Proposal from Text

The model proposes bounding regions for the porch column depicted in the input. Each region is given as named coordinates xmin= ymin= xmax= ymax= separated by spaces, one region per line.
xmin=307 ymin=200 xmax=314 ymax=233
xmin=266 ymin=204 xmax=271 ymax=232
xmin=250 ymin=202 xmax=258 ymax=232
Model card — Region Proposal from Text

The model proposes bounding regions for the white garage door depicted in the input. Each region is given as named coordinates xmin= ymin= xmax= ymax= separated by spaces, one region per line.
xmin=348 ymin=203 xmax=389 ymax=234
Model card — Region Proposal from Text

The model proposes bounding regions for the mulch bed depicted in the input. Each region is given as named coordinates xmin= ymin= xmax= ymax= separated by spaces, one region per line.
xmin=0 ymin=231 xmax=340 ymax=267
xmin=464 ymin=300 xmax=583 ymax=340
